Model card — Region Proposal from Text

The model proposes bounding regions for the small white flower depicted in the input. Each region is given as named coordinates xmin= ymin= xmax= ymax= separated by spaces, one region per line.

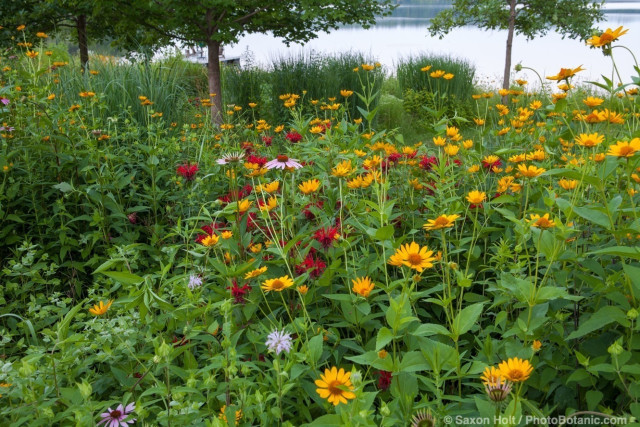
xmin=265 ymin=329 xmax=293 ymax=355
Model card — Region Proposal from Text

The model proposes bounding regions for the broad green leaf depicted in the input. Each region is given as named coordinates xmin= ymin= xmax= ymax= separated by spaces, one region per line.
xmin=100 ymin=270 xmax=144 ymax=285
xmin=566 ymin=306 xmax=629 ymax=340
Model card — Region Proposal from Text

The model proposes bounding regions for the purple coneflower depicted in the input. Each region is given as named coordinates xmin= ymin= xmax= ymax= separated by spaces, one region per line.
xmin=98 ymin=402 xmax=136 ymax=427
xmin=216 ymin=151 xmax=245 ymax=165
xmin=0 ymin=126 xmax=14 ymax=132
xmin=265 ymin=329 xmax=293 ymax=355
xmin=0 ymin=98 xmax=9 ymax=106
xmin=265 ymin=155 xmax=303 ymax=170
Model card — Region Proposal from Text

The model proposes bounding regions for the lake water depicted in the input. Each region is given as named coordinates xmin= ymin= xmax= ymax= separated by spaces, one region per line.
xmin=224 ymin=0 xmax=640 ymax=87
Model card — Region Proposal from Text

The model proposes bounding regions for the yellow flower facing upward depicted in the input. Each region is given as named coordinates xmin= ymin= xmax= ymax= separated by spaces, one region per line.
xmin=315 ymin=367 xmax=356 ymax=406
xmin=25 ymin=50 xmax=39 ymax=58
xmin=261 ymin=275 xmax=294 ymax=292
xmin=466 ymin=190 xmax=486 ymax=205
xmin=575 ymin=133 xmax=604 ymax=148
xmin=331 ymin=160 xmax=353 ymax=178
xmin=517 ymin=164 xmax=546 ymax=178
xmin=430 ymin=70 xmax=445 ymax=78
xmin=444 ymin=144 xmax=460 ymax=156
xmin=298 ymin=179 xmax=321 ymax=195
xmin=390 ymin=242 xmax=436 ymax=272
xmin=245 ymin=266 xmax=267 ymax=279
xmin=607 ymin=138 xmax=640 ymax=157
xmin=587 ymin=26 xmax=628 ymax=48
xmin=423 ymin=214 xmax=460 ymax=231
xmin=498 ymin=358 xmax=533 ymax=382
xmin=443 ymin=73 xmax=454 ymax=80
xmin=201 ymin=234 xmax=220 ymax=247
xmin=433 ymin=136 xmax=446 ymax=146
xmin=236 ymin=199 xmax=252 ymax=213
xmin=529 ymin=213 xmax=556 ymax=229
xmin=421 ymin=65 xmax=432 ymax=72
xmin=340 ymin=89 xmax=353 ymax=97
xmin=352 ymin=277 xmax=375 ymax=297
xmin=89 ymin=300 xmax=113 ymax=316
xmin=259 ymin=196 xmax=278 ymax=212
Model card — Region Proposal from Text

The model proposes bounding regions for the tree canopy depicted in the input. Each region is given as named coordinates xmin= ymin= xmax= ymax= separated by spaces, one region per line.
xmin=429 ymin=0 xmax=605 ymax=91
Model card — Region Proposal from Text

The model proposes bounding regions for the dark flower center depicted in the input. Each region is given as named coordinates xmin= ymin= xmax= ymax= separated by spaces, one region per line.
xmin=110 ymin=410 xmax=122 ymax=418
xmin=277 ymin=155 xmax=289 ymax=162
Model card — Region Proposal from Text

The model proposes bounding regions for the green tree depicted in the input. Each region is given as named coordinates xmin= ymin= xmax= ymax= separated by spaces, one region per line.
xmin=113 ymin=0 xmax=395 ymax=123
xmin=429 ymin=0 xmax=604 ymax=93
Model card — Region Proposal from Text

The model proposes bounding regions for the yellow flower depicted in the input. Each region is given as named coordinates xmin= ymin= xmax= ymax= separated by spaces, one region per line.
xmin=89 ymin=300 xmax=113 ymax=316
xmin=236 ymin=199 xmax=252 ymax=213
xmin=220 ymin=123 xmax=234 ymax=130
xmin=352 ymin=277 xmax=374 ymax=297
xmin=274 ymin=125 xmax=285 ymax=133
xmin=498 ymin=358 xmax=533 ymax=382
xmin=517 ymin=164 xmax=546 ymax=178
xmin=47 ymin=93 xmax=55 ymax=100
xmin=36 ymin=32 xmax=48 ymax=38
xmin=309 ymin=125 xmax=324 ymax=134
xmin=575 ymin=133 xmax=604 ymax=147
xmin=583 ymin=96 xmax=604 ymax=107
xmin=245 ymin=266 xmax=267 ymax=279
xmin=481 ymin=366 xmax=504 ymax=386
xmin=17 ymin=25 xmax=26 ymax=31
xmin=587 ymin=26 xmax=628 ymax=48
xmin=256 ymin=180 xmax=279 ymax=194
xmin=444 ymin=144 xmax=459 ymax=156
xmin=331 ymin=160 xmax=353 ymax=178
xmin=259 ymin=196 xmax=278 ymax=212
xmin=390 ymin=241 xmax=436 ymax=272
xmin=298 ymin=285 xmax=309 ymax=295
xmin=420 ymin=65 xmax=432 ymax=72
xmin=466 ymin=190 xmax=486 ymax=205
xmin=340 ymin=89 xmax=353 ymax=97
xmin=361 ymin=64 xmax=375 ymax=71
xmin=532 ymin=340 xmax=542 ymax=352
xmin=249 ymin=243 xmax=262 ymax=253
xmin=462 ymin=139 xmax=473 ymax=149
xmin=607 ymin=138 xmax=640 ymax=157
xmin=299 ymin=179 xmax=321 ymax=194
xmin=433 ymin=136 xmax=446 ymax=146
xmin=558 ymin=178 xmax=578 ymax=190
xmin=529 ymin=213 xmax=556 ymax=229
xmin=546 ymin=66 xmax=585 ymax=81
xmin=219 ymin=405 xmax=243 ymax=423
xmin=378 ymin=349 xmax=388 ymax=359
xmin=443 ymin=73 xmax=454 ymax=80
xmin=201 ymin=234 xmax=220 ymax=247
xmin=423 ymin=214 xmax=460 ymax=231
xmin=430 ymin=70 xmax=445 ymax=78
xmin=468 ymin=164 xmax=480 ymax=173
xmin=25 ymin=51 xmax=39 ymax=58
xmin=315 ymin=367 xmax=356 ymax=406
xmin=261 ymin=275 xmax=294 ymax=292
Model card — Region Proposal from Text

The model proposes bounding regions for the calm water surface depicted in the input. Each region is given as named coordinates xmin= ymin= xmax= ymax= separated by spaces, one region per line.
xmin=226 ymin=0 xmax=640 ymax=86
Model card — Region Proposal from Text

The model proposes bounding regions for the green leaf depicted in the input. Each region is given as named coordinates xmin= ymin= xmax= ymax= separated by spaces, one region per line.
xmin=376 ymin=327 xmax=394 ymax=351
xmin=374 ymin=225 xmax=395 ymax=240
xmin=572 ymin=206 xmax=611 ymax=229
xmin=566 ymin=306 xmax=629 ymax=340
xmin=308 ymin=334 xmax=324 ymax=364
xmin=100 ymin=270 xmax=144 ymax=285
xmin=588 ymin=246 xmax=640 ymax=260
xmin=451 ymin=303 xmax=483 ymax=338
xmin=411 ymin=323 xmax=451 ymax=338
xmin=57 ymin=303 xmax=84 ymax=343
xmin=53 ymin=182 xmax=73 ymax=193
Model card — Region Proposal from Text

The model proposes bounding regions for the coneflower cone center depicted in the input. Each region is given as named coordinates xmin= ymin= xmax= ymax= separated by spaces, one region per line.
xmin=110 ymin=410 xmax=122 ymax=418
xmin=509 ymin=369 xmax=524 ymax=380
xmin=277 ymin=155 xmax=289 ymax=162
xmin=328 ymin=380 xmax=343 ymax=395
xmin=407 ymin=253 xmax=423 ymax=265
xmin=271 ymin=280 xmax=284 ymax=290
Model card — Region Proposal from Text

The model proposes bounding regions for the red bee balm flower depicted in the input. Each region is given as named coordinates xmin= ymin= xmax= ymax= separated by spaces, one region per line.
xmin=229 ymin=280 xmax=251 ymax=304
xmin=314 ymin=227 xmax=340 ymax=249
xmin=286 ymin=132 xmax=302 ymax=143
xmin=378 ymin=371 xmax=392 ymax=390
xmin=177 ymin=163 xmax=199 ymax=181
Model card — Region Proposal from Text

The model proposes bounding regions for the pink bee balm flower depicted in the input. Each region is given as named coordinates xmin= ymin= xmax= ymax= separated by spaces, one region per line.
xmin=265 ymin=155 xmax=303 ymax=170
xmin=98 ymin=402 xmax=136 ymax=426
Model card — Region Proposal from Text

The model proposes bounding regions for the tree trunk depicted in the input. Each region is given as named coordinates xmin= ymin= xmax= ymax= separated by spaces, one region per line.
xmin=207 ymin=39 xmax=223 ymax=125
xmin=77 ymin=14 xmax=89 ymax=70
xmin=502 ymin=0 xmax=517 ymax=103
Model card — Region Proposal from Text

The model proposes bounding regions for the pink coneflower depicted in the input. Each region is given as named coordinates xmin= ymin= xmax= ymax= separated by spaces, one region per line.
xmin=216 ymin=151 xmax=245 ymax=165
xmin=265 ymin=155 xmax=303 ymax=170
xmin=97 ymin=402 xmax=136 ymax=426
xmin=0 ymin=98 xmax=9 ymax=106
xmin=176 ymin=163 xmax=198 ymax=181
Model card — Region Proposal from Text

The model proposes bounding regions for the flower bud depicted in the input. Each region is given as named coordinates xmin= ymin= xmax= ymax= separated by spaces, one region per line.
xmin=77 ymin=379 xmax=92 ymax=400
xmin=608 ymin=339 xmax=624 ymax=356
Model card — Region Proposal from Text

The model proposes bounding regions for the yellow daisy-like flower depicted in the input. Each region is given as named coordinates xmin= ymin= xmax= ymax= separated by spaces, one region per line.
xmin=352 ymin=277 xmax=375 ymax=297
xmin=261 ymin=275 xmax=294 ymax=292
xmin=480 ymin=366 xmax=504 ymax=386
xmin=607 ymin=138 xmax=640 ymax=157
xmin=423 ymin=214 xmax=460 ymax=231
xmin=201 ymin=234 xmax=220 ymax=247
xmin=583 ymin=96 xmax=604 ymax=108
xmin=221 ymin=231 xmax=233 ymax=239
xmin=575 ymin=133 xmax=604 ymax=148
xmin=256 ymin=181 xmax=279 ymax=194
xmin=390 ymin=241 xmax=436 ymax=272
xmin=532 ymin=340 xmax=542 ymax=352
xmin=498 ymin=358 xmax=533 ymax=382
xmin=298 ymin=179 xmax=320 ymax=194
xmin=433 ymin=136 xmax=446 ymax=146
xmin=236 ymin=199 xmax=253 ymax=213
xmin=558 ymin=178 xmax=578 ymax=190
xmin=340 ymin=89 xmax=353 ymax=97
xmin=517 ymin=164 xmax=546 ymax=178
xmin=89 ymin=300 xmax=113 ymax=316
xmin=587 ymin=26 xmax=628 ymax=48
xmin=546 ymin=66 xmax=584 ymax=81
xmin=245 ymin=266 xmax=267 ymax=279
xmin=315 ymin=367 xmax=356 ymax=406
xmin=444 ymin=144 xmax=459 ymax=156
xmin=298 ymin=285 xmax=309 ymax=295
xmin=331 ymin=160 xmax=353 ymax=178
xmin=259 ymin=196 xmax=278 ymax=212
xmin=466 ymin=190 xmax=486 ymax=205
xmin=309 ymin=125 xmax=324 ymax=134
xmin=430 ymin=70 xmax=445 ymax=78
xmin=25 ymin=50 xmax=38 ymax=58
xmin=529 ymin=213 xmax=556 ymax=229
